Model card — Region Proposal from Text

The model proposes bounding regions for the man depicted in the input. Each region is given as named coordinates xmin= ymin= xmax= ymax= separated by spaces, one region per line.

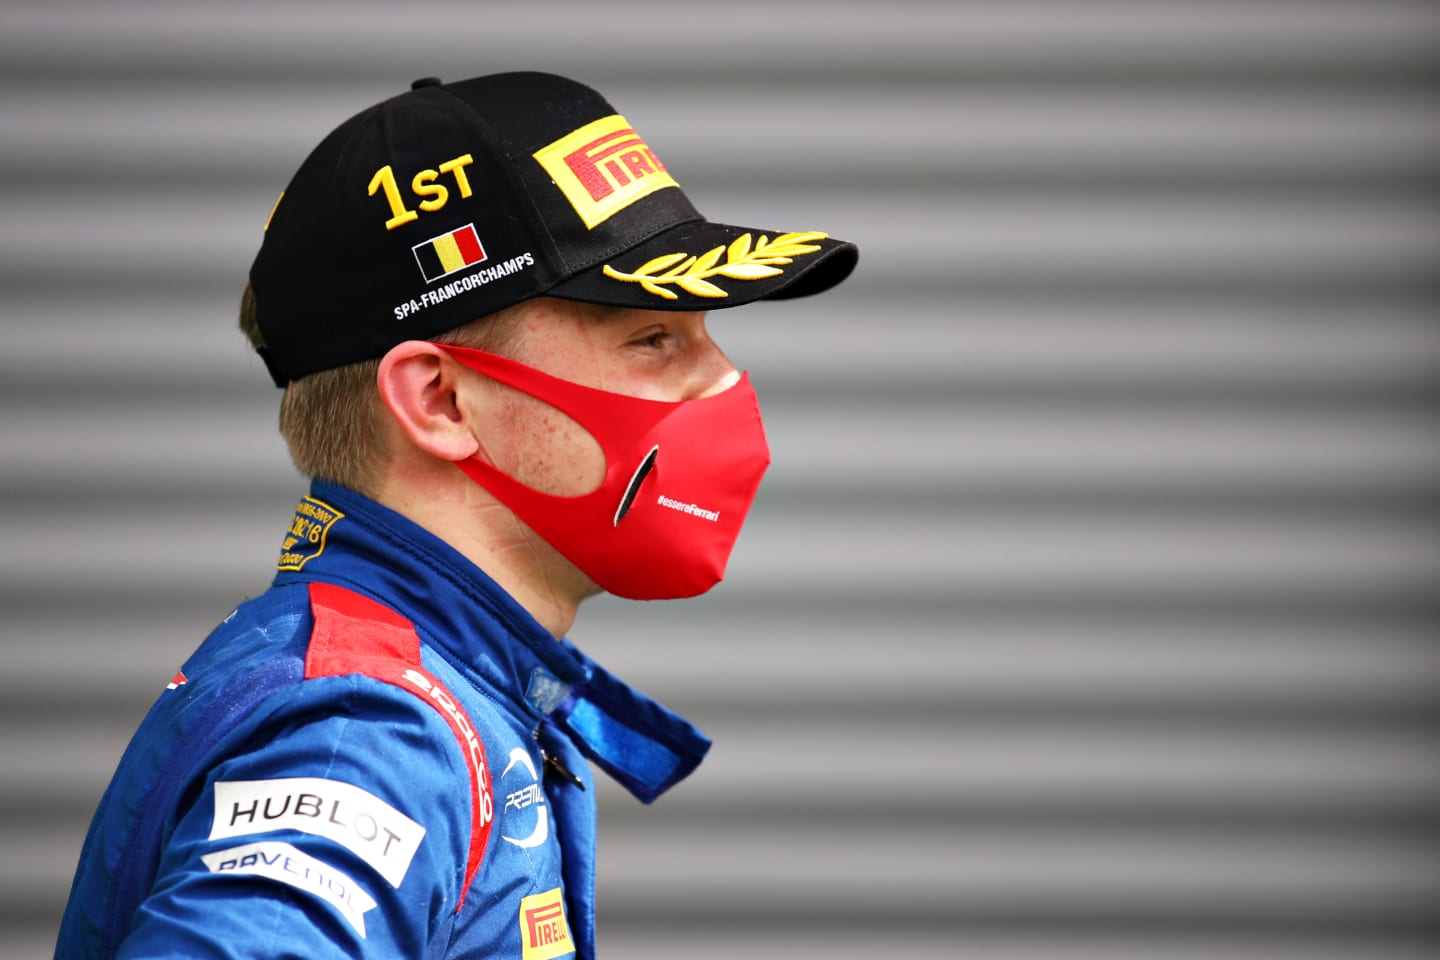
xmin=55 ymin=71 xmax=856 ymax=958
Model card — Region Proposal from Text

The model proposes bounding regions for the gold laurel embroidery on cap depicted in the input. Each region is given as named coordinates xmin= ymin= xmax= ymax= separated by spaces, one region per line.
xmin=601 ymin=231 xmax=828 ymax=300
xmin=263 ymin=192 xmax=284 ymax=232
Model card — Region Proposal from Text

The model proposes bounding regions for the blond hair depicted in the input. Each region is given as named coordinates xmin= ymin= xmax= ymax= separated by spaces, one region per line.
xmin=239 ymin=283 xmax=519 ymax=496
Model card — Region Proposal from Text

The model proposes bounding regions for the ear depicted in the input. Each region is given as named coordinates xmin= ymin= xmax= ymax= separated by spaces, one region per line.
xmin=376 ymin=341 xmax=481 ymax=463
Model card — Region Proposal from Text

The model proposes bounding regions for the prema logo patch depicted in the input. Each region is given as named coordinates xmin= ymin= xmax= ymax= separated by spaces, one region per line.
xmin=210 ymin=777 xmax=425 ymax=888
xmin=519 ymin=888 xmax=574 ymax=960
xmin=202 ymin=840 xmax=377 ymax=937
xmin=501 ymin=747 xmax=547 ymax=850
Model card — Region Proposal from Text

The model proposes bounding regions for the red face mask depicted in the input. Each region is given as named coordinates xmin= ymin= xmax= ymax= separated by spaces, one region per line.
xmin=438 ymin=345 xmax=772 ymax=600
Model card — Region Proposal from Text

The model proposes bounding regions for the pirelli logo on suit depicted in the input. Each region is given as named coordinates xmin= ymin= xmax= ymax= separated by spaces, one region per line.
xmin=519 ymin=888 xmax=574 ymax=960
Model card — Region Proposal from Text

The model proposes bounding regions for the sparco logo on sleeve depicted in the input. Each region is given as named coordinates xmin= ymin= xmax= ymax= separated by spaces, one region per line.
xmin=210 ymin=777 xmax=425 ymax=888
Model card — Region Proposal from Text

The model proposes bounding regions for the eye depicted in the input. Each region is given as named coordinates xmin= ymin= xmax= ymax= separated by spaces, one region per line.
xmin=630 ymin=329 xmax=669 ymax=349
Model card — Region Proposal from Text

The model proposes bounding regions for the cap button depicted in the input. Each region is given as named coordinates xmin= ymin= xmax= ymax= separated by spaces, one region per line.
xmin=410 ymin=76 xmax=442 ymax=90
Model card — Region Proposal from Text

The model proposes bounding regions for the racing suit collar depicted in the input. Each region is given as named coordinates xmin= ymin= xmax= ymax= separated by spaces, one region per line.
xmin=277 ymin=480 xmax=710 ymax=802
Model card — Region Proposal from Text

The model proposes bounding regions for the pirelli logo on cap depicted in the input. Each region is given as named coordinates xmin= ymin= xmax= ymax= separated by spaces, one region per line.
xmin=519 ymin=887 xmax=574 ymax=960
xmin=534 ymin=114 xmax=678 ymax=229
xmin=413 ymin=223 xmax=488 ymax=283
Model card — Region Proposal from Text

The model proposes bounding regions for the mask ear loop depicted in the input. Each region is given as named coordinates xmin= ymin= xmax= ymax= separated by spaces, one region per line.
xmin=614 ymin=445 xmax=659 ymax=525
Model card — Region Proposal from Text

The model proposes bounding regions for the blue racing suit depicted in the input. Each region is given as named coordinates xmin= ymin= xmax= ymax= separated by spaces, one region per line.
xmin=56 ymin=480 xmax=711 ymax=958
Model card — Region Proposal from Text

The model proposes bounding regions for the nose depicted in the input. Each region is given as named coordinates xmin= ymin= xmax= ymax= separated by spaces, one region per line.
xmin=684 ymin=319 xmax=741 ymax=400
xmin=693 ymin=356 xmax=741 ymax=399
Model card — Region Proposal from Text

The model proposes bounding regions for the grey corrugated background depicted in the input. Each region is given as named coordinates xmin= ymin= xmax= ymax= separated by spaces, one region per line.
xmin=4 ymin=2 xmax=1440 ymax=958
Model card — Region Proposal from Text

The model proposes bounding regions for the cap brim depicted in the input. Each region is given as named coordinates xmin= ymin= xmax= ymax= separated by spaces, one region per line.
xmin=545 ymin=219 xmax=858 ymax=311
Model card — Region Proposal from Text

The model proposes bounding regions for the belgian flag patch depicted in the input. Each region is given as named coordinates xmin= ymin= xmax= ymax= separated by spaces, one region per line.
xmin=412 ymin=223 xmax=488 ymax=283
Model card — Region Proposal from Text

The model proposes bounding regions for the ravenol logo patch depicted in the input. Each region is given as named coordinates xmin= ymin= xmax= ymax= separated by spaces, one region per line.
xmin=413 ymin=223 xmax=488 ymax=283
xmin=519 ymin=887 xmax=574 ymax=960
xmin=277 ymin=496 xmax=345 ymax=572
xmin=202 ymin=840 xmax=378 ymax=937
xmin=534 ymin=114 xmax=679 ymax=229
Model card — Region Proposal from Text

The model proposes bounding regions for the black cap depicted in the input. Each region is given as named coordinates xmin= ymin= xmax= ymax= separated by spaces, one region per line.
xmin=249 ymin=71 xmax=859 ymax=386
